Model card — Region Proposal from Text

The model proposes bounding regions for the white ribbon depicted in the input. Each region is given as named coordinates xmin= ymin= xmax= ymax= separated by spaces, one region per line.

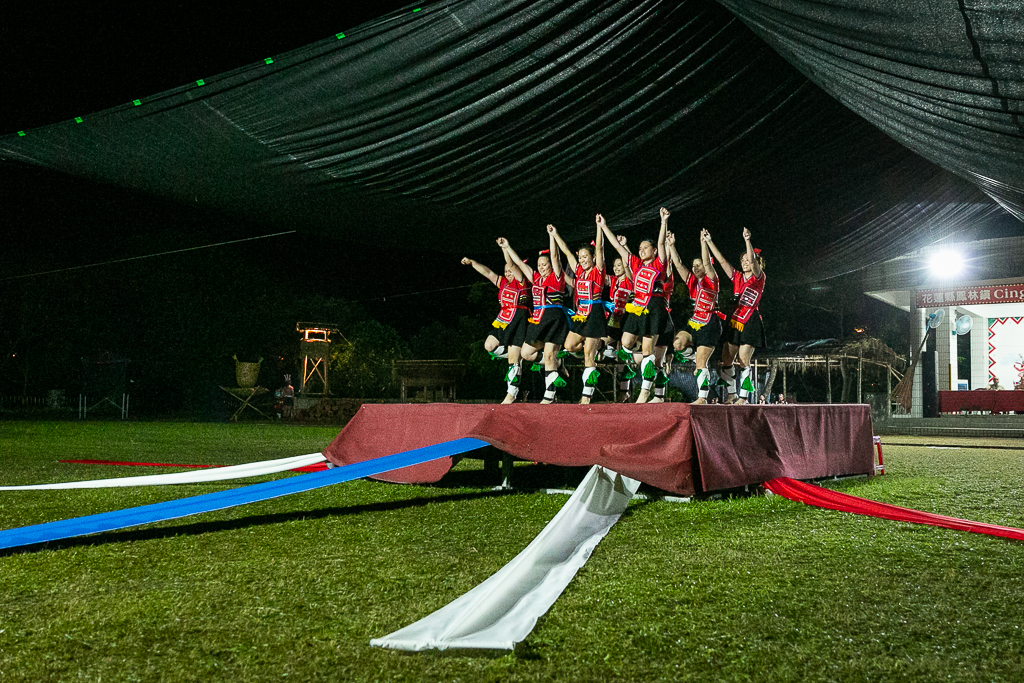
xmin=0 ymin=453 xmax=326 ymax=490
xmin=371 ymin=465 xmax=639 ymax=651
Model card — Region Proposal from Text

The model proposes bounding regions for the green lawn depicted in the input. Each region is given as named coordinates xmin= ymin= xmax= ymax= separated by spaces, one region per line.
xmin=1 ymin=421 xmax=1023 ymax=682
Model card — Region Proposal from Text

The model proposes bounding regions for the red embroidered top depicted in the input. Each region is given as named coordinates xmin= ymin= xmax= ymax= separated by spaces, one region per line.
xmin=627 ymin=254 xmax=666 ymax=308
xmin=495 ymin=276 xmax=529 ymax=324
xmin=686 ymin=273 xmax=719 ymax=325
xmin=731 ymin=270 xmax=766 ymax=324
xmin=609 ymin=274 xmax=633 ymax=320
xmin=530 ymin=271 xmax=566 ymax=323
xmin=573 ymin=265 xmax=605 ymax=316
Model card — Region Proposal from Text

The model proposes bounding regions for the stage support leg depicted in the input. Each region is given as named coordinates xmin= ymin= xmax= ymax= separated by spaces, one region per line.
xmin=501 ymin=453 xmax=514 ymax=490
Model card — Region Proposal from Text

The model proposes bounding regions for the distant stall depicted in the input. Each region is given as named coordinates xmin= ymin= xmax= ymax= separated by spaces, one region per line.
xmin=754 ymin=337 xmax=906 ymax=415
xmin=392 ymin=360 xmax=466 ymax=402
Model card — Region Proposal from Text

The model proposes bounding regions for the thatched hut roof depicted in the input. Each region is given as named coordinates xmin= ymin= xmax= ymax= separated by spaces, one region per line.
xmin=756 ymin=337 xmax=907 ymax=374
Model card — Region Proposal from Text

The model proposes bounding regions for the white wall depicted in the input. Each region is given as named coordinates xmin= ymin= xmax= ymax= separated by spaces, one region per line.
xmin=969 ymin=312 xmax=987 ymax=391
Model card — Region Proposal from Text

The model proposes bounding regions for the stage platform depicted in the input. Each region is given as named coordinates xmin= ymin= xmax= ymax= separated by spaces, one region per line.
xmin=323 ymin=403 xmax=875 ymax=495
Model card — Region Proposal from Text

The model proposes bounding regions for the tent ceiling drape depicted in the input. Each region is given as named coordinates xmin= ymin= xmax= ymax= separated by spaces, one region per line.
xmin=2 ymin=0 xmax=1021 ymax=280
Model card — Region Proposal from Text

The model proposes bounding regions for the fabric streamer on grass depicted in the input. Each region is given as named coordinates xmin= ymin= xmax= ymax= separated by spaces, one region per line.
xmin=371 ymin=465 xmax=639 ymax=651
xmin=765 ymin=477 xmax=1024 ymax=541
xmin=0 ymin=438 xmax=487 ymax=550
xmin=0 ymin=454 xmax=328 ymax=490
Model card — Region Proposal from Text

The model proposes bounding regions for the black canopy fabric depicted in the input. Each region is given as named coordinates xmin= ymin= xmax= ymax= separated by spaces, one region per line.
xmin=719 ymin=0 xmax=1024 ymax=220
xmin=1 ymin=0 xmax=1021 ymax=280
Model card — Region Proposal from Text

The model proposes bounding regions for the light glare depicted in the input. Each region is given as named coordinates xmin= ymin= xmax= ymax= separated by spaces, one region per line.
xmin=929 ymin=249 xmax=964 ymax=278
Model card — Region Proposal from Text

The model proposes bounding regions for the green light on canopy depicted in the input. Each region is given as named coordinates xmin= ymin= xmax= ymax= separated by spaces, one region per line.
xmin=18 ymin=131 xmax=25 ymax=136
xmin=75 ymin=117 xmax=83 ymax=123
xmin=336 ymin=32 xmax=345 ymax=39
xmin=133 ymin=99 xmax=142 ymax=106
xmin=264 ymin=57 xmax=273 ymax=64
xmin=196 ymin=79 xmax=205 ymax=86
xmin=413 ymin=7 xmax=422 ymax=11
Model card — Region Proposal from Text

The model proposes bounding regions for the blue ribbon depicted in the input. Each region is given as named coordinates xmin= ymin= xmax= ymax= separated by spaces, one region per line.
xmin=533 ymin=303 xmax=572 ymax=324
xmin=579 ymin=299 xmax=614 ymax=313
xmin=0 ymin=438 xmax=488 ymax=551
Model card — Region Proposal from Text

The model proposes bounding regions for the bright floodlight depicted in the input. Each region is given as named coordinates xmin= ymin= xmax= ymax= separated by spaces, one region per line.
xmin=928 ymin=249 xmax=964 ymax=278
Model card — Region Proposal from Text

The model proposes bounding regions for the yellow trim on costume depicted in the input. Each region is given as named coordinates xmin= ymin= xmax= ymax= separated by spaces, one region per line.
xmin=687 ymin=319 xmax=706 ymax=332
xmin=625 ymin=303 xmax=649 ymax=315
xmin=730 ymin=319 xmax=745 ymax=332
xmin=492 ymin=320 xmax=509 ymax=330
xmin=571 ymin=314 xmax=587 ymax=322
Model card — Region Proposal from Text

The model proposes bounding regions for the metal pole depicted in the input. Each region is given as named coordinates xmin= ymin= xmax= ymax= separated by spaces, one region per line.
xmin=886 ymin=363 xmax=892 ymax=418
xmin=858 ymin=347 xmax=863 ymax=404
xmin=753 ymin=359 xmax=759 ymax=400
xmin=826 ymin=356 xmax=832 ymax=404
xmin=782 ymin=364 xmax=787 ymax=401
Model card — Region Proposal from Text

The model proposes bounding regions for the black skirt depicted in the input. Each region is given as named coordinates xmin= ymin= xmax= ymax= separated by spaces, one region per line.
xmin=624 ymin=297 xmax=673 ymax=339
xmin=727 ymin=312 xmax=767 ymax=348
xmin=526 ymin=307 xmax=569 ymax=346
xmin=492 ymin=308 xmax=531 ymax=349
xmin=689 ymin=314 xmax=723 ymax=349
xmin=571 ymin=307 xmax=608 ymax=339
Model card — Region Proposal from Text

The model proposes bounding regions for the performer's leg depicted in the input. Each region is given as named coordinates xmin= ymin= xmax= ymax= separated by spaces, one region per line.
xmin=601 ymin=335 xmax=618 ymax=359
xmin=541 ymin=341 xmax=565 ymax=404
xmin=580 ymin=336 xmax=602 ymax=404
xmin=564 ymin=331 xmax=585 ymax=356
xmin=617 ymin=331 xmax=638 ymax=362
xmin=720 ymin=342 xmax=738 ymax=403
xmin=502 ymin=346 xmax=523 ymax=404
xmin=650 ymin=345 xmax=669 ymax=403
xmin=636 ymin=335 xmax=657 ymax=403
xmin=734 ymin=344 xmax=757 ymax=404
xmin=691 ymin=345 xmax=715 ymax=404
xmin=485 ymin=334 xmax=507 ymax=359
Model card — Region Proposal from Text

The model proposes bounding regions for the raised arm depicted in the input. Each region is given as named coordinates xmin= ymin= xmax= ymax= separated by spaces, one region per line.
xmin=498 ymin=237 xmax=526 ymax=284
xmin=657 ymin=207 xmax=669 ymax=265
xmin=598 ymin=213 xmax=630 ymax=263
xmin=743 ymin=227 xmax=763 ymax=279
xmin=593 ymin=213 xmax=604 ymax=273
xmin=666 ymin=230 xmax=692 ymax=282
xmin=546 ymin=225 xmax=562 ymax=279
xmin=704 ymin=230 xmax=735 ymax=279
xmin=461 ymin=256 xmax=500 ymax=286
xmin=500 ymin=238 xmax=534 ymax=282
xmin=700 ymin=229 xmax=718 ymax=282
xmin=549 ymin=225 xmax=578 ymax=273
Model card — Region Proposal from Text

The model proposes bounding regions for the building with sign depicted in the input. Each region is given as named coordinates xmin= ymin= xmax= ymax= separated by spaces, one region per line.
xmin=863 ymin=235 xmax=1024 ymax=417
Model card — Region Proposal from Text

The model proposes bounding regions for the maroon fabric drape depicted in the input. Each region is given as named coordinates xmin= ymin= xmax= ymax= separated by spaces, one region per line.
xmin=323 ymin=403 xmax=699 ymax=494
xmin=765 ymin=477 xmax=1024 ymax=542
xmin=689 ymin=405 xmax=875 ymax=491
xmin=939 ymin=390 xmax=1024 ymax=414
xmin=323 ymin=403 xmax=874 ymax=495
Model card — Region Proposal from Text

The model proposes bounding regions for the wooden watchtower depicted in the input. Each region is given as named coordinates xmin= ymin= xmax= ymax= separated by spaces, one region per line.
xmin=296 ymin=322 xmax=339 ymax=396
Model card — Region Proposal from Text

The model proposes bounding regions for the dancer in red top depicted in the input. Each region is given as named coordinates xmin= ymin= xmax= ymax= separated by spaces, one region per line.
xmin=706 ymin=227 xmax=766 ymax=404
xmin=503 ymin=227 xmax=569 ymax=403
xmin=669 ymin=228 xmax=722 ymax=403
xmin=551 ymin=217 xmax=605 ymax=404
xmin=648 ymin=234 xmax=679 ymax=403
xmin=601 ymin=208 xmax=671 ymax=403
xmin=461 ymin=241 xmax=530 ymax=403
xmin=602 ymin=254 xmax=634 ymax=399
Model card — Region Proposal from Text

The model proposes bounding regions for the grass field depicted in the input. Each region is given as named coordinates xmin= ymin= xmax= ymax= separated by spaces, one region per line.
xmin=1 ymin=420 xmax=1023 ymax=682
